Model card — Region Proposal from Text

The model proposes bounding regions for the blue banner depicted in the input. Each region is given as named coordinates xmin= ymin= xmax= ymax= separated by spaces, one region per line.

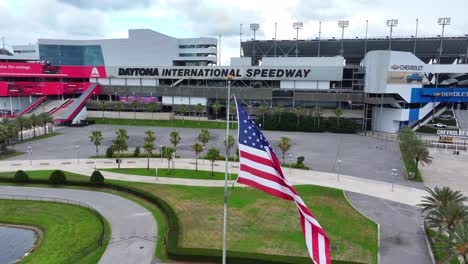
xmin=411 ymin=88 xmax=468 ymax=103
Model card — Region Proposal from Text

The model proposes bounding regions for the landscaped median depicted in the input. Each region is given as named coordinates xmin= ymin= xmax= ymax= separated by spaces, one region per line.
xmin=87 ymin=117 xmax=235 ymax=129
xmin=101 ymin=168 xmax=236 ymax=180
xmin=0 ymin=170 xmax=378 ymax=264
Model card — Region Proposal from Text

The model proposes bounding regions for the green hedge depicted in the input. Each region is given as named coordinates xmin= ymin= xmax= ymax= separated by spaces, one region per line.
xmin=263 ymin=113 xmax=360 ymax=134
xmin=0 ymin=177 xmax=363 ymax=264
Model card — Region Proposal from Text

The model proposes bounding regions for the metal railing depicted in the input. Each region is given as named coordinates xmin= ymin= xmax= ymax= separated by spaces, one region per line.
xmin=0 ymin=194 xmax=107 ymax=264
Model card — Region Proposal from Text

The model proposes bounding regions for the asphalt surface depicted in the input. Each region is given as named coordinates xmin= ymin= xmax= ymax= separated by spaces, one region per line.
xmin=0 ymin=186 xmax=157 ymax=264
xmin=345 ymin=191 xmax=433 ymax=264
xmin=12 ymin=124 xmax=420 ymax=188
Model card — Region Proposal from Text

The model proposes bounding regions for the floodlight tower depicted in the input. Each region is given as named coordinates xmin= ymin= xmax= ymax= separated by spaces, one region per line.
xmin=250 ymin=23 xmax=260 ymax=65
xmin=386 ymin=19 xmax=398 ymax=50
xmin=437 ymin=17 xmax=451 ymax=64
xmin=338 ymin=20 xmax=349 ymax=56
xmin=293 ymin=22 xmax=303 ymax=57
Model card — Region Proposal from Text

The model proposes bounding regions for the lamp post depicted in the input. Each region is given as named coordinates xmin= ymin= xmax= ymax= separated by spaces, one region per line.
xmin=293 ymin=22 xmax=303 ymax=57
xmin=437 ymin=17 xmax=451 ymax=64
xmin=338 ymin=20 xmax=349 ymax=56
xmin=318 ymin=21 xmax=322 ymax=56
xmin=413 ymin=18 xmax=419 ymax=54
xmin=288 ymin=154 xmax=293 ymax=176
xmin=27 ymin=146 xmax=32 ymax=166
xmin=250 ymin=23 xmax=260 ymax=65
xmin=155 ymin=166 xmax=158 ymax=181
xmin=386 ymin=19 xmax=398 ymax=50
xmin=159 ymin=145 xmax=163 ymax=164
xmin=364 ymin=20 xmax=368 ymax=55
xmin=337 ymin=159 xmax=342 ymax=182
xmin=202 ymin=146 xmax=206 ymax=165
xmin=75 ymin=145 xmax=80 ymax=164
xmin=171 ymin=152 xmax=175 ymax=169
xmin=391 ymin=168 xmax=397 ymax=192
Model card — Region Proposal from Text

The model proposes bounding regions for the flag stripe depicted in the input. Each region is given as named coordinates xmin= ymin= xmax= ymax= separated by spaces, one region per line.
xmin=237 ymin=177 xmax=294 ymax=201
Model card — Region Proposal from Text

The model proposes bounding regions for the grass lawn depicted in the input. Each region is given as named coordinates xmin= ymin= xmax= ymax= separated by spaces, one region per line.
xmin=100 ymin=168 xmax=236 ymax=180
xmin=0 ymin=150 xmax=24 ymax=160
xmin=399 ymin=143 xmax=423 ymax=182
xmin=416 ymin=126 xmax=449 ymax=134
xmin=431 ymin=118 xmax=457 ymax=127
xmin=0 ymin=199 xmax=108 ymax=264
xmin=88 ymin=117 xmax=237 ymax=129
xmin=19 ymin=132 xmax=64 ymax=144
xmin=0 ymin=170 xmax=378 ymax=263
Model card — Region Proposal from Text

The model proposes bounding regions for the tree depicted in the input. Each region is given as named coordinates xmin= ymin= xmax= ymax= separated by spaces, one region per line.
xmin=112 ymin=129 xmax=128 ymax=169
xmin=15 ymin=115 xmax=29 ymax=141
xmin=163 ymin=146 xmax=175 ymax=173
xmin=212 ymin=100 xmax=221 ymax=121
xmin=1 ymin=119 xmax=17 ymax=146
xmin=418 ymin=186 xmax=467 ymax=217
xmin=224 ymin=135 xmax=235 ymax=157
xmin=147 ymin=102 xmax=159 ymax=120
xmin=99 ymin=101 xmax=108 ymax=119
xmin=29 ymin=114 xmax=40 ymax=137
xmin=192 ymin=143 xmax=203 ymax=171
xmin=313 ymin=106 xmax=323 ymax=128
xmin=425 ymin=201 xmax=468 ymax=240
xmin=170 ymin=130 xmax=181 ymax=152
xmin=115 ymin=102 xmax=123 ymax=118
xmin=90 ymin=170 xmax=105 ymax=185
xmin=89 ymin=130 xmax=103 ymax=157
xmin=38 ymin=112 xmax=53 ymax=135
xmin=198 ymin=129 xmax=210 ymax=147
xmin=335 ymin=108 xmax=343 ymax=128
xmin=143 ymin=130 xmax=156 ymax=170
xmin=229 ymin=101 xmax=237 ymax=128
xmin=131 ymin=100 xmax=140 ymax=120
xmin=259 ymin=104 xmax=269 ymax=128
xmin=413 ymin=142 xmax=432 ymax=170
xmin=274 ymin=106 xmax=284 ymax=122
xmin=206 ymin=147 xmax=220 ymax=176
xmin=179 ymin=104 xmax=189 ymax=123
xmin=196 ymin=103 xmax=204 ymax=124
xmin=277 ymin=136 xmax=292 ymax=163
xmin=435 ymin=222 xmax=468 ymax=263
xmin=295 ymin=106 xmax=305 ymax=127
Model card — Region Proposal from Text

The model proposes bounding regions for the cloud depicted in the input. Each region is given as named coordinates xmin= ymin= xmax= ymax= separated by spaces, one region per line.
xmin=58 ymin=0 xmax=151 ymax=10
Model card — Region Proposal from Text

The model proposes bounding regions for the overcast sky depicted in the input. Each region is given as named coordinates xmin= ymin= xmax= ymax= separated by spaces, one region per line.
xmin=1 ymin=0 xmax=467 ymax=65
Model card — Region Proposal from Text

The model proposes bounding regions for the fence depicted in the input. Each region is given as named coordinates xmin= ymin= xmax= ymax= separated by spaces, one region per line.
xmin=0 ymin=194 xmax=107 ymax=264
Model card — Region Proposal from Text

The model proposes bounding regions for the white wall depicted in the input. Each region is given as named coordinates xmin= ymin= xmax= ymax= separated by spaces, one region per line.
xmin=280 ymin=80 xmax=329 ymax=89
xmin=162 ymin=96 xmax=207 ymax=106
xmin=372 ymin=106 xmax=409 ymax=133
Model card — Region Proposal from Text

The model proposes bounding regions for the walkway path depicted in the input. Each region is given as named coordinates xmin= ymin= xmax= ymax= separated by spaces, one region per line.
xmin=2 ymin=158 xmax=427 ymax=206
xmin=0 ymin=186 xmax=157 ymax=264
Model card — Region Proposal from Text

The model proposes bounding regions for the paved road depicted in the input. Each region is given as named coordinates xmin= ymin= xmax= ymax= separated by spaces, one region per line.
xmin=346 ymin=192 xmax=433 ymax=264
xmin=455 ymin=110 xmax=468 ymax=131
xmin=0 ymin=186 xmax=157 ymax=264
xmin=10 ymin=124 xmax=417 ymax=187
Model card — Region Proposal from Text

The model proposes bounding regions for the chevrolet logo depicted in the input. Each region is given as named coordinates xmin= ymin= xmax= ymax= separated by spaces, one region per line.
xmin=391 ymin=65 xmax=400 ymax=70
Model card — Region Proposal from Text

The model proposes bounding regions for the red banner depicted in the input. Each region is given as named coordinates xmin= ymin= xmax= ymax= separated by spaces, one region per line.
xmin=0 ymin=82 xmax=99 ymax=96
xmin=0 ymin=62 xmax=107 ymax=78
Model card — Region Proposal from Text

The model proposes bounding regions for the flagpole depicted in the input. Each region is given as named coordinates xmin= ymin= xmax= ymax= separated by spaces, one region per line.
xmin=222 ymin=74 xmax=233 ymax=264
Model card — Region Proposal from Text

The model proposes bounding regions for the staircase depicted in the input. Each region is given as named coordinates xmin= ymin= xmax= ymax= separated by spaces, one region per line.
xmin=54 ymin=83 xmax=99 ymax=124
xmin=19 ymin=96 xmax=47 ymax=115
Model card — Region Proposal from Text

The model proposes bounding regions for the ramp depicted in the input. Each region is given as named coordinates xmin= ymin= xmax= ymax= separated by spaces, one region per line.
xmin=54 ymin=83 xmax=99 ymax=123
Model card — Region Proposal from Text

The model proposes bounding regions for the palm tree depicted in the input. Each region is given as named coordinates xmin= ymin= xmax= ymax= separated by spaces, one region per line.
xmin=15 ymin=115 xmax=29 ymax=141
xmin=115 ymin=102 xmax=123 ymax=118
xmin=206 ymin=147 xmax=220 ymax=176
xmin=196 ymin=103 xmax=204 ymax=124
xmin=224 ymin=135 xmax=235 ymax=157
xmin=29 ymin=114 xmax=40 ymax=137
xmin=274 ymin=106 xmax=284 ymax=122
xmin=334 ymin=108 xmax=343 ymax=128
xmin=295 ymin=106 xmax=305 ymax=128
xmin=192 ymin=143 xmax=203 ymax=171
xmin=435 ymin=222 xmax=468 ymax=263
xmin=38 ymin=112 xmax=53 ymax=135
xmin=170 ymin=130 xmax=181 ymax=153
xmin=198 ymin=129 xmax=210 ymax=147
xmin=419 ymin=186 xmax=467 ymax=217
xmin=143 ymin=130 xmax=156 ymax=170
xmin=178 ymin=104 xmax=188 ymax=124
xmin=1 ymin=119 xmax=17 ymax=147
xmin=229 ymin=101 xmax=237 ymax=128
xmin=99 ymin=101 xmax=108 ymax=119
xmin=147 ymin=102 xmax=159 ymax=120
xmin=131 ymin=100 xmax=140 ymax=120
xmin=425 ymin=201 xmax=468 ymax=239
xmin=313 ymin=106 xmax=323 ymax=128
xmin=163 ymin=146 xmax=175 ymax=173
xmin=0 ymin=125 xmax=8 ymax=151
xmin=89 ymin=130 xmax=103 ymax=157
xmin=112 ymin=129 xmax=129 ymax=169
xmin=413 ymin=142 xmax=432 ymax=170
xmin=212 ymin=100 xmax=221 ymax=121
xmin=277 ymin=137 xmax=292 ymax=163
xmin=259 ymin=104 xmax=269 ymax=128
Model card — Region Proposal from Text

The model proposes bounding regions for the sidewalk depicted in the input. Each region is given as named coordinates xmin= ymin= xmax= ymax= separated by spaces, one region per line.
xmin=1 ymin=158 xmax=428 ymax=207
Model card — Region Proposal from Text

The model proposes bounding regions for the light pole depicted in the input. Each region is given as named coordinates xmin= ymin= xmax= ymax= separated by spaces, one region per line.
xmin=155 ymin=166 xmax=158 ymax=181
xmin=337 ymin=159 xmax=342 ymax=182
xmin=27 ymin=146 xmax=32 ymax=166
xmin=159 ymin=145 xmax=163 ymax=164
xmin=413 ymin=18 xmax=419 ymax=54
xmin=318 ymin=21 xmax=322 ymax=56
xmin=364 ymin=20 xmax=368 ymax=55
xmin=171 ymin=152 xmax=175 ymax=169
xmin=293 ymin=22 xmax=303 ymax=57
xmin=437 ymin=17 xmax=451 ymax=64
xmin=391 ymin=168 xmax=397 ymax=192
xmin=202 ymin=146 xmax=206 ymax=165
xmin=288 ymin=154 xmax=293 ymax=176
xmin=250 ymin=23 xmax=260 ymax=65
xmin=386 ymin=19 xmax=398 ymax=50
xmin=338 ymin=20 xmax=349 ymax=56
xmin=75 ymin=145 xmax=80 ymax=164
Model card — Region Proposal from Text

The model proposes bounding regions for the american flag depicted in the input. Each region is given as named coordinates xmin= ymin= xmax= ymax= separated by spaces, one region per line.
xmin=235 ymin=98 xmax=331 ymax=264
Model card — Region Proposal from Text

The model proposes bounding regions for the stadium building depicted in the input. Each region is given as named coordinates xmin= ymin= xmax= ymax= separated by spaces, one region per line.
xmin=1 ymin=28 xmax=468 ymax=133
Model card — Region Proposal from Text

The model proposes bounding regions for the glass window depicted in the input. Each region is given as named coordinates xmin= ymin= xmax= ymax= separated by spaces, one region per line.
xmin=39 ymin=44 xmax=104 ymax=66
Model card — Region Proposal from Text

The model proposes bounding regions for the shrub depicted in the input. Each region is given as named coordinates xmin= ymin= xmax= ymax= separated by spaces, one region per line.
xmin=133 ymin=146 xmax=141 ymax=157
xmin=90 ymin=170 xmax=105 ymax=185
xmin=13 ymin=170 xmax=29 ymax=183
xmin=296 ymin=156 xmax=305 ymax=166
xmin=49 ymin=170 xmax=67 ymax=184
xmin=105 ymin=146 xmax=114 ymax=158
